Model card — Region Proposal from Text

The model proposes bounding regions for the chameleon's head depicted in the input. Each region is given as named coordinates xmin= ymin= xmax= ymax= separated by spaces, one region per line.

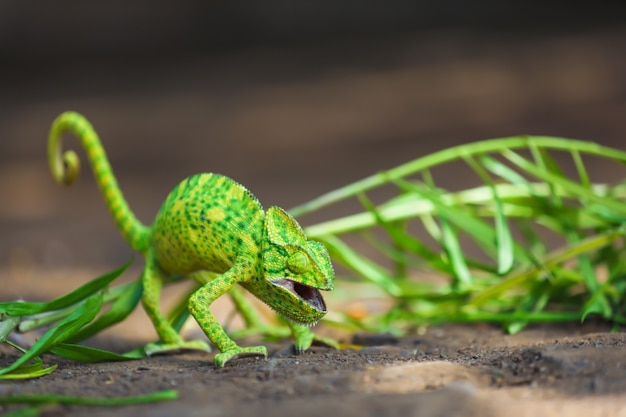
xmin=260 ymin=206 xmax=334 ymax=325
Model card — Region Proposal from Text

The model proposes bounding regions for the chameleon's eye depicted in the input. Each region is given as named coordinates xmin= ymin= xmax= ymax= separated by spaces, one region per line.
xmin=287 ymin=251 xmax=310 ymax=274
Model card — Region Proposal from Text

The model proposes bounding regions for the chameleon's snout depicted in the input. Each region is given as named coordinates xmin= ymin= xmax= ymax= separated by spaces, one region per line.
xmin=271 ymin=278 xmax=327 ymax=312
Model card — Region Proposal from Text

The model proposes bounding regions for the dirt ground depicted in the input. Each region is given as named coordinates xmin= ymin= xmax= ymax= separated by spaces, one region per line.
xmin=1 ymin=321 xmax=625 ymax=417
xmin=2 ymin=3 xmax=626 ymax=417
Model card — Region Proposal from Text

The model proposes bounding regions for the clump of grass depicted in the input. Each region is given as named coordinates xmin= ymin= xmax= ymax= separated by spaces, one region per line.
xmin=0 ymin=260 xmax=145 ymax=378
xmin=0 ymin=260 xmax=178 ymax=414
xmin=292 ymin=136 xmax=626 ymax=334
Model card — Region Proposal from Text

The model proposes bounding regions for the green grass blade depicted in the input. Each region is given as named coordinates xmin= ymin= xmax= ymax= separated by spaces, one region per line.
xmin=0 ymin=316 xmax=20 ymax=342
xmin=0 ymin=364 xmax=57 ymax=380
xmin=0 ymin=259 xmax=132 ymax=316
xmin=439 ymin=217 xmax=472 ymax=287
xmin=465 ymin=154 xmax=514 ymax=274
xmin=530 ymin=144 xmax=563 ymax=205
xmin=571 ymin=149 xmax=591 ymax=189
xmin=0 ymin=342 xmax=57 ymax=380
xmin=49 ymin=343 xmax=145 ymax=362
xmin=17 ymin=306 xmax=77 ymax=333
xmin=0 ymin=389 xmax=178 ymax=406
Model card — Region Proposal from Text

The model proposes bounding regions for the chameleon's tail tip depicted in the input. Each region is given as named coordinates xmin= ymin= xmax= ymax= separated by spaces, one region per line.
xmin=58 ymin=150 xmax=81 ymax=185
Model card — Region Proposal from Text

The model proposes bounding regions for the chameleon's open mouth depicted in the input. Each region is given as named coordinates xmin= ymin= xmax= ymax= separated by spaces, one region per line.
xmin=272 ymin=278 xmax=327 ymax=312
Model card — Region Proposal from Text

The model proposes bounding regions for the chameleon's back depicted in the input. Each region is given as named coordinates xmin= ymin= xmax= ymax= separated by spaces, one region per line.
xmin=151 ymin=173 xmax=265 ymax=275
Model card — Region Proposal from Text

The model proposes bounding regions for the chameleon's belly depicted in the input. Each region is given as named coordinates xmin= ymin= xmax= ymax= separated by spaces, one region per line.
xmin=150 ymin=173 xmax=264 ymax=275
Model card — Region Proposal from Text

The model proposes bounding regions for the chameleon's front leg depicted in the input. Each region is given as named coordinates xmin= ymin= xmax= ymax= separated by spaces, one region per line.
xmin=188 ymin=259 xmax=268 ymax=367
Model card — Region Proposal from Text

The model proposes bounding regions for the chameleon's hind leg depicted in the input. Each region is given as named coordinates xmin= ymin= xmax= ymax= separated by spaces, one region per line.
xmin=142 ymin=251 xmax=210 ymax=355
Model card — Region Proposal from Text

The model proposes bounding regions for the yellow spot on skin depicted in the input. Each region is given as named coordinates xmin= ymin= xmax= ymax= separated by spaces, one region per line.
xmin=227 ymin=184 xmax=244 ymax=200
xmin=205 ymin=207 xmax=226 ymax=222
xmin=172 ymin=199 xmax=186 ymax=213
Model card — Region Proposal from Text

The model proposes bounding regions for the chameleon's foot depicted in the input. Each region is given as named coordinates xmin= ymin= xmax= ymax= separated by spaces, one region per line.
xmin=214 ymin=345 xmax=268 ymax=368
xmin=292 ymin=326 xmax=339 ymax=354
xmin=144 ymin=340 xmax=211 ymax=356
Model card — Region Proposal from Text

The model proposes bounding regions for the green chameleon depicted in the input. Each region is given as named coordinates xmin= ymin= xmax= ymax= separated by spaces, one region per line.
xmin=47 ymin=111 xmax=337 ymax=367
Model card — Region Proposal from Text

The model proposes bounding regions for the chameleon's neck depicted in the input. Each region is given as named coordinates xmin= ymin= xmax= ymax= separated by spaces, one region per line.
xmin=48 ymin=111 xmax=151 ymax=253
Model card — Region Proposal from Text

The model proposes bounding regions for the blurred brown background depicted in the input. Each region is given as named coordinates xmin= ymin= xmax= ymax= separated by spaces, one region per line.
xmin=1 ymin=1 xmax=626 ymax=293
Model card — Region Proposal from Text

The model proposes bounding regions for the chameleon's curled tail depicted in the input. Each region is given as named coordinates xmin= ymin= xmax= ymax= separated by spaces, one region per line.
xmin=48 ymin=111 xmax=150 ymax=253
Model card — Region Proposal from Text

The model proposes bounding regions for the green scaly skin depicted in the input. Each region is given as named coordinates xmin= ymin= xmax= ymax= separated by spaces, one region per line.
xmin=48 ymin=111 xmax=337 ymax=367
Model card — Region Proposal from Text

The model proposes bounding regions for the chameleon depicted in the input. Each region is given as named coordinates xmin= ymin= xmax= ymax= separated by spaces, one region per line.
xmin=47 ymin=111 xmax=336 ymax=367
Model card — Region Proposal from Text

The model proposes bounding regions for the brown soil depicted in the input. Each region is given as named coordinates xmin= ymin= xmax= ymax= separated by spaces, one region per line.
xmin=1 ymin=322 xmax=625 ymax=416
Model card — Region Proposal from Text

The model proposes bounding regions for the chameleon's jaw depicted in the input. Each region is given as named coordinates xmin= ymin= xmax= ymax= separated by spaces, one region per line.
xmin=271 ymin=278 xmax=327 ymax=313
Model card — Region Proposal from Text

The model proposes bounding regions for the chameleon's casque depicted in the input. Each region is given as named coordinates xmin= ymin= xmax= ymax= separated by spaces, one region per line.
xmin=47 ymin=111 xmax=336 ymax=367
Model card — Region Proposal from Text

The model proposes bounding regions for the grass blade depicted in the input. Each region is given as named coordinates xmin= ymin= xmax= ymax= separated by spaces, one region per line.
xmin=0 ymin=316 xmax=20 ymax=342
xmin=439 ymin=217 xmax=472 ymax=287
xmin=0 ymin=389 xmax=178 ymax=406
xmin=465 ymin=154 xmax=514 ymax=274
xmin=0 ymin=259 xmax=132 ymax=316
xmin=49 ymin=343 xmax=145 ymax=362
xmin=0 ymin=342 xmax=57 ymax=380
xmin=0 ymin=364 xmax=58 ymax=380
